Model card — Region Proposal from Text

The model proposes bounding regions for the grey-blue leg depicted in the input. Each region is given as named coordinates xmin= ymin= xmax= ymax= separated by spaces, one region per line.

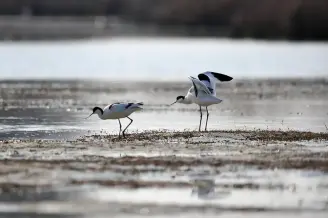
xmin=205 ymin=107 xmax=209 ymax=131
xmin=118 ymin=119 xmax=122 ymax=137
xmin=199 ymin=106 xmax=203 ymax=132
xmin=122 ymin=116 xmax=133 ymax=137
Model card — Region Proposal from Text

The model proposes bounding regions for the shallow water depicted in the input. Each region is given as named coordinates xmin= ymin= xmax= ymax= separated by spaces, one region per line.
xmin=1 ymin=106 xmax=327 ymax=140
xmin=1 ymin=79 xmax=328 ymax=140
xmin=1 ymin=38 xmax=328 ymax=217
xmin=0 ymin=158 xmax=328 ymax=217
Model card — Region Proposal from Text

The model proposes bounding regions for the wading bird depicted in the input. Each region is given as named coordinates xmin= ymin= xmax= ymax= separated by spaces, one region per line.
xmin=169 ymin=71 xmax=233 ymax=131
xmin=86 ymin=102 xmax=143 ymax=138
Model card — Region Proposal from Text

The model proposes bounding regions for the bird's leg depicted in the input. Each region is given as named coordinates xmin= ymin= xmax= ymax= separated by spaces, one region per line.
xmin=118 ymin=119 xmax=122 ymax=138
xmin=199 ymin=106 xmax=203 ymax=132
xmin=205 ymin=107 xmax=209 ymax=132
xmin=122 ymin=117 xmax=133 ymax=138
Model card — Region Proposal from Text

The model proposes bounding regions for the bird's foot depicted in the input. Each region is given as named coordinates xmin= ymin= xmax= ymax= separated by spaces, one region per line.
xmin=122 ymin=132 xmax=126 ymax=138
xmin=118 ymin=132 xmax=125 ymax=139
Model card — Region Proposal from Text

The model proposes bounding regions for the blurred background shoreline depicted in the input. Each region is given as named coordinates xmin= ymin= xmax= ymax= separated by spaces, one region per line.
xmin=1 ymin=0 xmax=328 ymax=41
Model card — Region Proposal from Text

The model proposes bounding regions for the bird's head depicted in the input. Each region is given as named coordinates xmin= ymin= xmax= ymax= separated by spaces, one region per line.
xmin=85 ymin=107 xmax=103 ymax=119
xmin=168 ymin=96 xmax=185 ymax=106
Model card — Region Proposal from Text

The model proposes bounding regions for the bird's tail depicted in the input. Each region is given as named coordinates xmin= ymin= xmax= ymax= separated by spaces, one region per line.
xmin=216 ymin=98 xmax=223 ymax=104
xmin=131 ymin=102 xmax=144 ymax=110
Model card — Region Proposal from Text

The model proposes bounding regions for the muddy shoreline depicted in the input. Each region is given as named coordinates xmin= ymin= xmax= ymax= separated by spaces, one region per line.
xmin=0 ymin=130 xmax=328 ymax=216
xmin=1 ymin=130 xmax=328 ymax=182
xmin=1 ymin=79 xmax=328 ymax=216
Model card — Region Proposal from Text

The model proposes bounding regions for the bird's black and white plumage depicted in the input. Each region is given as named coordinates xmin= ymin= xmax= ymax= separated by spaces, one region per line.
xmin=170 ymin=71 xmax=233 ymax=131
xmin=86 ymin=102 xmax=143 ymax=138
xmin=190 ymin=71 xmax=233 ymax=97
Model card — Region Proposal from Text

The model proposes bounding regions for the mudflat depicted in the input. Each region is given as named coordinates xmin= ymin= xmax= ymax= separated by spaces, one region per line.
xmin=1 ymin=130 xmax=328 ymax=217
xmin=0 ymin=79 xmax=328 ymax=217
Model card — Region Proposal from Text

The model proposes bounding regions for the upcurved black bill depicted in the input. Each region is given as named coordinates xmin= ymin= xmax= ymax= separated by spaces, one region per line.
xmin=168 ymin=101 xmax=177 ymax=106
xmin=85 ymin=113 xmax=93 ymax=119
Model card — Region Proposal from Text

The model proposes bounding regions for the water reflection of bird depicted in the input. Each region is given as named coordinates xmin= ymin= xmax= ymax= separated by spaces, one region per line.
xmin=85 ymin=102 xmax=143 ymax=138
xmin=191 ymin=179 xmax=230 ymax=200
xmin=169 ymin=71 xmax=233 ymax=131
xmin=191 ymin=179 xmax=216 ymax=198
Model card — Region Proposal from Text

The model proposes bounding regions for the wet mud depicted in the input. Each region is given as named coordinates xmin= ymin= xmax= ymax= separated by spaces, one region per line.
xmin=1 ymin=130 xmax=328 ymax=196
xmin=1 ymin=80 xmax=328 ymax=217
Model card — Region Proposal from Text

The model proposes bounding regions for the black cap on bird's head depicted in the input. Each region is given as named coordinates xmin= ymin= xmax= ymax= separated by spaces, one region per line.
xmin=85 ymin=107 xmax=103 ymax=119
xmin=168 ymin=96 xmax=185 ymax=106
xmin=92 ymin=107 xmax=103 ymax=113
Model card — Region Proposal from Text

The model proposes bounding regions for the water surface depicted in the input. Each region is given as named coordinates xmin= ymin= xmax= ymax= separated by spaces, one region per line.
xmin=1 ymin=79 xmax=327 ymax=140
xmin=0 ymin=38 xmax=327 ymax=80
xmin=0 ymin=38 xmax=328 ymax=218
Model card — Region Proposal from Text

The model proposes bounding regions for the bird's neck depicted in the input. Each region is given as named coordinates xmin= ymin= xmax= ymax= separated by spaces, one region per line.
xmin=95 ymin=111 xmax=104 ymax=119
xmin=180 ymin=97 xmax=192 ymax=104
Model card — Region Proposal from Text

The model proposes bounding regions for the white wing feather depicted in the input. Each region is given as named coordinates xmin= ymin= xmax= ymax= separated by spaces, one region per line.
xmin=199 ymin=72 xmax=217 ymax=95
xmin=188 ymin=76 xmax=212 ymax=97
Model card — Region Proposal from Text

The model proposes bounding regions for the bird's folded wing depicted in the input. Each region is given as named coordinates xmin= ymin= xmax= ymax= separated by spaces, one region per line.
xmin=107 ymin=103 xmax=118 ymax=110
xmin=188 ymin=76 xmax=212 ymax=96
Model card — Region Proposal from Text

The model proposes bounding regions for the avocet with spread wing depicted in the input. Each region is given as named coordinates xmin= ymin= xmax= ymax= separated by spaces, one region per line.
xmin=169 ymin=71 xmax=233 ymax=131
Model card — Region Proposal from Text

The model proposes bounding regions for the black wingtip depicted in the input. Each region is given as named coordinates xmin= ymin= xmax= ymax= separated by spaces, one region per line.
xmin=137 ymin=102 xmax=144 ymax=106
xmin=210 ymin=72 xmax=233 ymax=82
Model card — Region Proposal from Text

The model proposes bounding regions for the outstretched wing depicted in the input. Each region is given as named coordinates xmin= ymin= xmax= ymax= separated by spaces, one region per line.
xmin=198 ymin=71 xmax=233 ymax=96
xmin=188 ymin=76 xmax=212 ymax=97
